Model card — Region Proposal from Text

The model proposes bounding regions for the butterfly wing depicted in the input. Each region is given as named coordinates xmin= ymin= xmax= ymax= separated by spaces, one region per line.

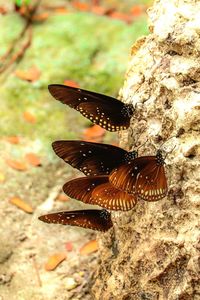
xmin=63 ymin=176 xmax=108 ymax=203
xmin=52 ymin=140 xmax=128 ymax=176
xmin=38 ymin=209 xmax=113 ymax=232
xmin=135 ymin=160 xmax=167 ymax=201
xmin=109 ymin=156 xmax=167 ymax=201
xmin=91 ymin=182 xmax=137 ymax=211
xmin=109 ymin=156 xmax=150 ymax=194
xmin=48 ymin=84 xmax=133 ymax=131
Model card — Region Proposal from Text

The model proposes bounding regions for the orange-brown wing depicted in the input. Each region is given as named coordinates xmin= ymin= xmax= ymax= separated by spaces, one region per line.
xmin=63 ymin=176 xmax=108 ymax=203
xmin=135 ymin=161 xmax=167 ymax=201
xmin=38 ymin=209 xmax=113 ymax=232
xmin=109 ymin=156 xmax=152 ymax=194
xmin=91 ymin=182 xmax=137 ymax=211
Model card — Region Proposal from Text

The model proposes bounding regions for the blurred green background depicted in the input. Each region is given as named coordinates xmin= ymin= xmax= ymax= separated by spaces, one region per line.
xmin=0 ymin=0 xmax=149 ymax=157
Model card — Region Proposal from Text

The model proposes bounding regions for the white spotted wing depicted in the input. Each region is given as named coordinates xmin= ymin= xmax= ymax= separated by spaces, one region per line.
xmin=38 ymin=209 xmax=113 ymax=232
xmin=48 ymin=84 xmax=134 ymax=132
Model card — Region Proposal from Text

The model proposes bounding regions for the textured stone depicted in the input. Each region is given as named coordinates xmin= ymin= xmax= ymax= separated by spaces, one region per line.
xmin=92 ymin=0 xmax=200 ymax=299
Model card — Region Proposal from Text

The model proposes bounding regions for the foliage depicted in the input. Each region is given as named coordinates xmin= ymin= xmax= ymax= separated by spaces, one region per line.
xmin=15 ymin=0 xmax=31 ymax=7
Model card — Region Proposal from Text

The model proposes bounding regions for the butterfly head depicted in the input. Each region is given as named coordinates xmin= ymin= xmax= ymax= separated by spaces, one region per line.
xmin=156 ymin=150 xmax=165 ymax=165
xmin=100 ymin=209 xmax=111 ymax=220
xmin=121 ymin=104 xmax=134 ymax=118
xmin=124 ymin=150 xmax=138 ymax=163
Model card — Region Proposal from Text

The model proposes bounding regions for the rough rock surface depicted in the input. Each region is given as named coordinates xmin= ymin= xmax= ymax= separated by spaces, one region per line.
xmin=93 ymin=0 xmax=200 ymax=299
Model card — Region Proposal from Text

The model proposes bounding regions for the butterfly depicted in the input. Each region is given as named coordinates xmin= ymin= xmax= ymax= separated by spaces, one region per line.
xmin=38 ymin=209 xmax=113 ymax=232
xmin=63 ymin=175 xmax=137 ymax=211
xmin=52 ymin=140 xmax=138 ymax=176
xmin=48 ymin=84 xmax=134 ymax=132
xmin=109 ymin=150 xmax=167 ymax=201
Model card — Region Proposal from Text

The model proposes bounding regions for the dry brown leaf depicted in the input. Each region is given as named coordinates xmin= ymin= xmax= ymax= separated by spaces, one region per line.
xmin=10 ymin=197 xmax=34 ymax=213
xmin=79 ymin=239 xmax=98 ymax=255
xmin=25 ymin=153 xmax=41 ymax=167
xmin=131 ymin=5 xmax=144 ymax=17
xmin=54 ymin=7 xmax=69 ymax=14
xmin=63 ymin=79 xmax=79 ymax=88
xmin=0 ymin=6 xmax=7 ymax=14
xmin=91 ymin=5 xmax=107 ymax=15
xmin=32 ymin=12 xmax=49 ymax=21
xmin=45 ymin=253 xmax=67 ymax=271
xmin=6 ymin=158 xmax=27 ymax=171
xmin=23 ymin=111 xmax=36 ymax=123
xmin=108 ymin=11 xmax=133 ymax=23
xmin=73 ymin=1 xmax=90 ymax=11
xmin=82 ymin=125 xmax=105 ymax=142
xmin=4 ymin=136 xmax=20 ymax=144
xmin=15 ymin=66 xmax=41 ymax=82
xmin=0 ymin=172 xmax=5 ymax=183
xmin=56 ymin=193 xmax=70 ymax=202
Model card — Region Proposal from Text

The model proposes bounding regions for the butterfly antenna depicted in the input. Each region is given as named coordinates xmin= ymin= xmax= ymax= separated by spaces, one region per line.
xmin=137 ymin=138 xmax=149 ymax=151
xmin=164 ymin=144 xmax=177 ymax=159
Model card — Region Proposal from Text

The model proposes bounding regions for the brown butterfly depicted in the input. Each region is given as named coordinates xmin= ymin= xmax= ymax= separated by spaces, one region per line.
xmin=63 ymin=175 xmax=137 ymax=211
xmin=52 ymin=140 xmax=137 ymax=176
xmin=109 ymin=150 xmax=167 ymax=201
xmin=48 ymin=84 xmax=134 ymax=132
xmin=38 ymin=209 xmax=113 ymax=232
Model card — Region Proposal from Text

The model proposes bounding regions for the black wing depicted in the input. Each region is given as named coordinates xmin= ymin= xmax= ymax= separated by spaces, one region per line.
xmin=48 ymin=84 xmax=134 ymax=131
xmin=38 ymin=209 xmax=113 ymax=232
xmin=52 ymin=140 xmax=129 ymax=176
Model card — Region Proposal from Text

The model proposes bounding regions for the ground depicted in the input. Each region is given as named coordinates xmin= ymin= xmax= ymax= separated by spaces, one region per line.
xmin=0 ymin=1 xmax=148 ymax=299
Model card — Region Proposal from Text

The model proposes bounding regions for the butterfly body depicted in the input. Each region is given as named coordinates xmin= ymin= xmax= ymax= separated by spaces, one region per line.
xmin=38 ymin=209 xmax=113 ymax=232
xmin=48 ymin=84 xmax=134 ymax=131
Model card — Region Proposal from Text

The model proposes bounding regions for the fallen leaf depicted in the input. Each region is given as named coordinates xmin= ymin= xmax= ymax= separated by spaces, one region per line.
xmin=65 ymin=242 xmax=73 ymax=252
xmin=0 ymin=6 xmax=7 ymax=14
xmin=56 ymin=193 xmax=70 ymax=202
xmin=79 ymin=239 xmax=98 ymax=255
xmin=54 ymin=7 xmax=69 ymax=14
xmin=15 ymin=66 xmax=41 ymax=82
xmin=6 ymin=158 xmax=27 ymax=171
xmin=63 ymin=79 xmax=79 ymax=88
xmin=10 ymin=197 xmax=34 ymax=213
xmin=131 ymin=5 xmax=143 ymax=17
xmin=25 ymin=153 xmax=41 ymax=167
xmin=108 ymin=11 xmax=133 ymax=23
xmin=4 ymin=136 xmax=20 ymax=144
xmin=91 ymin=5 xmax=107 ymax=15
xmin=73 ymin=1 xmax=90 ymax=11
xmin=0 ymin=172 xmax=5 ymax=183
xmin=45 ymin=253 xmax=67 ymax=271
xmin=23 ymin=111 xmax=36 ymax=123
xmin=33 ymin=12 xmax=49 ymax=21
xmin=83 ymin=125 xmax=105 ymax=142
